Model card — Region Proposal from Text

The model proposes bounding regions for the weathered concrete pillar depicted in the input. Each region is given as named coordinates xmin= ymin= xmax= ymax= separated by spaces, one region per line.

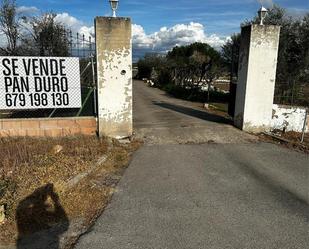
xmin=95 ymin=17 xmax=132 ymax=138
xmin=234 ymin=24 xmax=280 ymax=132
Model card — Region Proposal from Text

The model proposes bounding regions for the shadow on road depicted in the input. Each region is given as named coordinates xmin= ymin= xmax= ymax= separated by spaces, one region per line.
xmin=16 ymin=183 xmax=69 ymax=249
xmin=153 ymin=101 xmax=231 ymax=124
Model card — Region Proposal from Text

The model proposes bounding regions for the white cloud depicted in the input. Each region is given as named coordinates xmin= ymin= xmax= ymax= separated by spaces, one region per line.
xmin=56 ymin=13 xmax=227 ymax=57
xmin=54 ymin=13 xmax=228 ymax=58
xmin=16 ymin=6 xmax=39 ymax=15
xmin=54 ymin=14 xmax=228 ymax=59
xmin=1 ymin=7 xmax=229 ymax=59
xmin=55 ymin=13 xmax=94 ymax=39
xmin=132 ymin=22 xmax=229 ymax=54
xmin=132 ymin=24 xmax=154 ymax=49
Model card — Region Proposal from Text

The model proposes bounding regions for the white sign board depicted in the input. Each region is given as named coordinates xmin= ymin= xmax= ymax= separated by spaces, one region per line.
xmin=0 ymin=57 xmax=81 ymax=109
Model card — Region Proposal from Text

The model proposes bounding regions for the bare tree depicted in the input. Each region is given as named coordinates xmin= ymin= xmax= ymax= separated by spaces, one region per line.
xmin=0 ymin=0 xmax=20 ymax=55
xmin=0 ymin=1 xmax=70 ymax=57
xmin=22 ymin=13 xmax=70 ymax=56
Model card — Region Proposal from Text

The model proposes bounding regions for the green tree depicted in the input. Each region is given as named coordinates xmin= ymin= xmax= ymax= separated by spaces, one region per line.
xmin=222 ymin=5 xmax=309 ymax=105
xmin=137 ymin=53 xmax=167 ymax=80
xmin=167 ymin=42 xmax=222 ymax=89
xmin=263 ymin=6 xmax=309 ymax=105
xmin=298 ymin=14 xmax=309 ymax=87
xmin=221 ymin=33 xmax=240 ymax=82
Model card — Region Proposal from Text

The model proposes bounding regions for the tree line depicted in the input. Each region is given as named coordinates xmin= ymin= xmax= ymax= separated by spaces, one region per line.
xmin=137 ymin=42 xmax=228 ymax=103
xmin=137 ymin=5 xmax=309 ymax=107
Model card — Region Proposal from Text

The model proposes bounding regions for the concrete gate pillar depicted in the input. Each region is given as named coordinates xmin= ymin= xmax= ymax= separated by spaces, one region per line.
xmin=95 ymin=17 xmax=133 ymax=138
xmin=234 ymin=24 xmax=280 ymax=132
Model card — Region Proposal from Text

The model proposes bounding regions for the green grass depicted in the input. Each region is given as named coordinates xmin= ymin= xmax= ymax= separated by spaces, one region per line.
xmin=209 ymin=103 xmax=228 ymax=113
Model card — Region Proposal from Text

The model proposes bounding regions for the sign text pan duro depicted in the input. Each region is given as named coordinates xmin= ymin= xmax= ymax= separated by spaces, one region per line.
xmin=0 ymin=57 xmax=81 ymax=110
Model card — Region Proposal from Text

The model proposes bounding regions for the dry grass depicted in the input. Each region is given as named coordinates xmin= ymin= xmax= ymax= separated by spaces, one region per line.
xmin=0 ymin=136 xmax=141 ymax=247
xmin=270 ymin=130 xmax=309 ymax=145
xmin=0 ymin=136 xmax=109 ymax=215
xmin=259 ymin=131 xmax=309 ymax=153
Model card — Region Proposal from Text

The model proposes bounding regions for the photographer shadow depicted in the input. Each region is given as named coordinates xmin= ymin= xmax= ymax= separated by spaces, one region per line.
xmin=16 ymin=183 xmax=69 ymax=249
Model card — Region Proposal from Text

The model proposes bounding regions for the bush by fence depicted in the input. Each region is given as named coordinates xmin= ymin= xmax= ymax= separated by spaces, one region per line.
xmin=163 ymin=84 xmax=229 ymax=103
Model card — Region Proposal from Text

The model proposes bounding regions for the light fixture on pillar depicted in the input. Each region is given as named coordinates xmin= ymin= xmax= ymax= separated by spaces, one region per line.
xmin=109 ymin=0 xmax=119 ymax=18
xmin=258 ymin=6 xmax=268 ymax=25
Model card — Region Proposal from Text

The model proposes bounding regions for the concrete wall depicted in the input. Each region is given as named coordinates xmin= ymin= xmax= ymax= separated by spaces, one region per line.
xmin=95 ymin=17 xmax=133 ymax=139
xmin=0 ymin=117 xmax=96 ymax=137
xmin=271 ymin=104 xmax=308 ymax=133
xmin=234 ymin=25 xmax=281 ymax=132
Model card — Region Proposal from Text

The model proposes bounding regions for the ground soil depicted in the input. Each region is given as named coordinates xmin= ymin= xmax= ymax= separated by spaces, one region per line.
xmin=0 ymin=136 xmax=141 ymax=248
xmin=258 ymin=131 xmax=309 ymax=154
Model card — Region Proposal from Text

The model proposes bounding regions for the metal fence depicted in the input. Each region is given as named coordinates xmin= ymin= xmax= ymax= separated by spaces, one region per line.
xmin=274 ymin=82 xmax=309 ymax=107
xmin=68 ymin=30 xmax=96 ymax=58
xmin=0 ymin=31 xmax=97 ymax=119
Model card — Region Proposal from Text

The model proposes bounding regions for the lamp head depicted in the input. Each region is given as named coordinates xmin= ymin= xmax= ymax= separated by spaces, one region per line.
xmin=258 ymin=6 xmax=268 ymax=25
xmin=109 ymin=0 xmax=119 ymax=17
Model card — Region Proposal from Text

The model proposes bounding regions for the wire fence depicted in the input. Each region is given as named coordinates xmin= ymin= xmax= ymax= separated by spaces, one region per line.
xmin=274 ymin=82 xmax=309 ymax=107
xmin=0 ymin=30 xmax=97 ymax=119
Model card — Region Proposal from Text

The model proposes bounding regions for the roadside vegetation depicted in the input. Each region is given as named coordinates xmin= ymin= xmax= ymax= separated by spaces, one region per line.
xmin=259 ymin=131 xmax=309 ymax=154
xmin=136 ymin=5 xmax=309 ymax=108
xmin=137 ymin=43 xmax=229 ymax=104
xmin=0 ymin=136 xmax=140 ymax=247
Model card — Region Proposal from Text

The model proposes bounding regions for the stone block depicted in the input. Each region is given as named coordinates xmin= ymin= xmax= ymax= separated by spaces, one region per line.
xmin=76 ymin=118 xmax=96 ymax=128
xmin=80 ymin=127 xmax=96 ymax=136
xmin=21 ymin=120 xmax=40 ymax=129
xmin=26 ymin=129 xmax=45 ymax=137
xmin=57 ymin=119 xmax=77 ymax=128
xmin=62 ymin=128 xmax=82 ymax=136
xmin=44 ymin=129 xmax=63 ymax=137
xmin=2 ymin=120 xmax=21 ymax=130
xmin=10 ymin=129 xmax=27 ymax=137
xmin=39 ymin=120 xmax=58 ymax=129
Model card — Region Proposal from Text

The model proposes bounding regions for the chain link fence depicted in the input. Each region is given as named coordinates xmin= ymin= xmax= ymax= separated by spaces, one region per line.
xmin=0 ymin=31 xmax=97 ymax=119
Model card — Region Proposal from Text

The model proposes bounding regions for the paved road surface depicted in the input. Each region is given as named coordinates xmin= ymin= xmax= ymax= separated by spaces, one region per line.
xmin=132 ymin=81 xmax=255 ymax=144
xmin=75 ymin=80 xmax=309 ymax=249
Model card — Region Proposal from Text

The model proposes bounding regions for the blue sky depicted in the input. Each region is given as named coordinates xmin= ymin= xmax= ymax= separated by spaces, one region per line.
xmin=16 ymin=0 xmax=308 ymax=35
xmin=15 ymin=0 xmax=309 ymax=58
